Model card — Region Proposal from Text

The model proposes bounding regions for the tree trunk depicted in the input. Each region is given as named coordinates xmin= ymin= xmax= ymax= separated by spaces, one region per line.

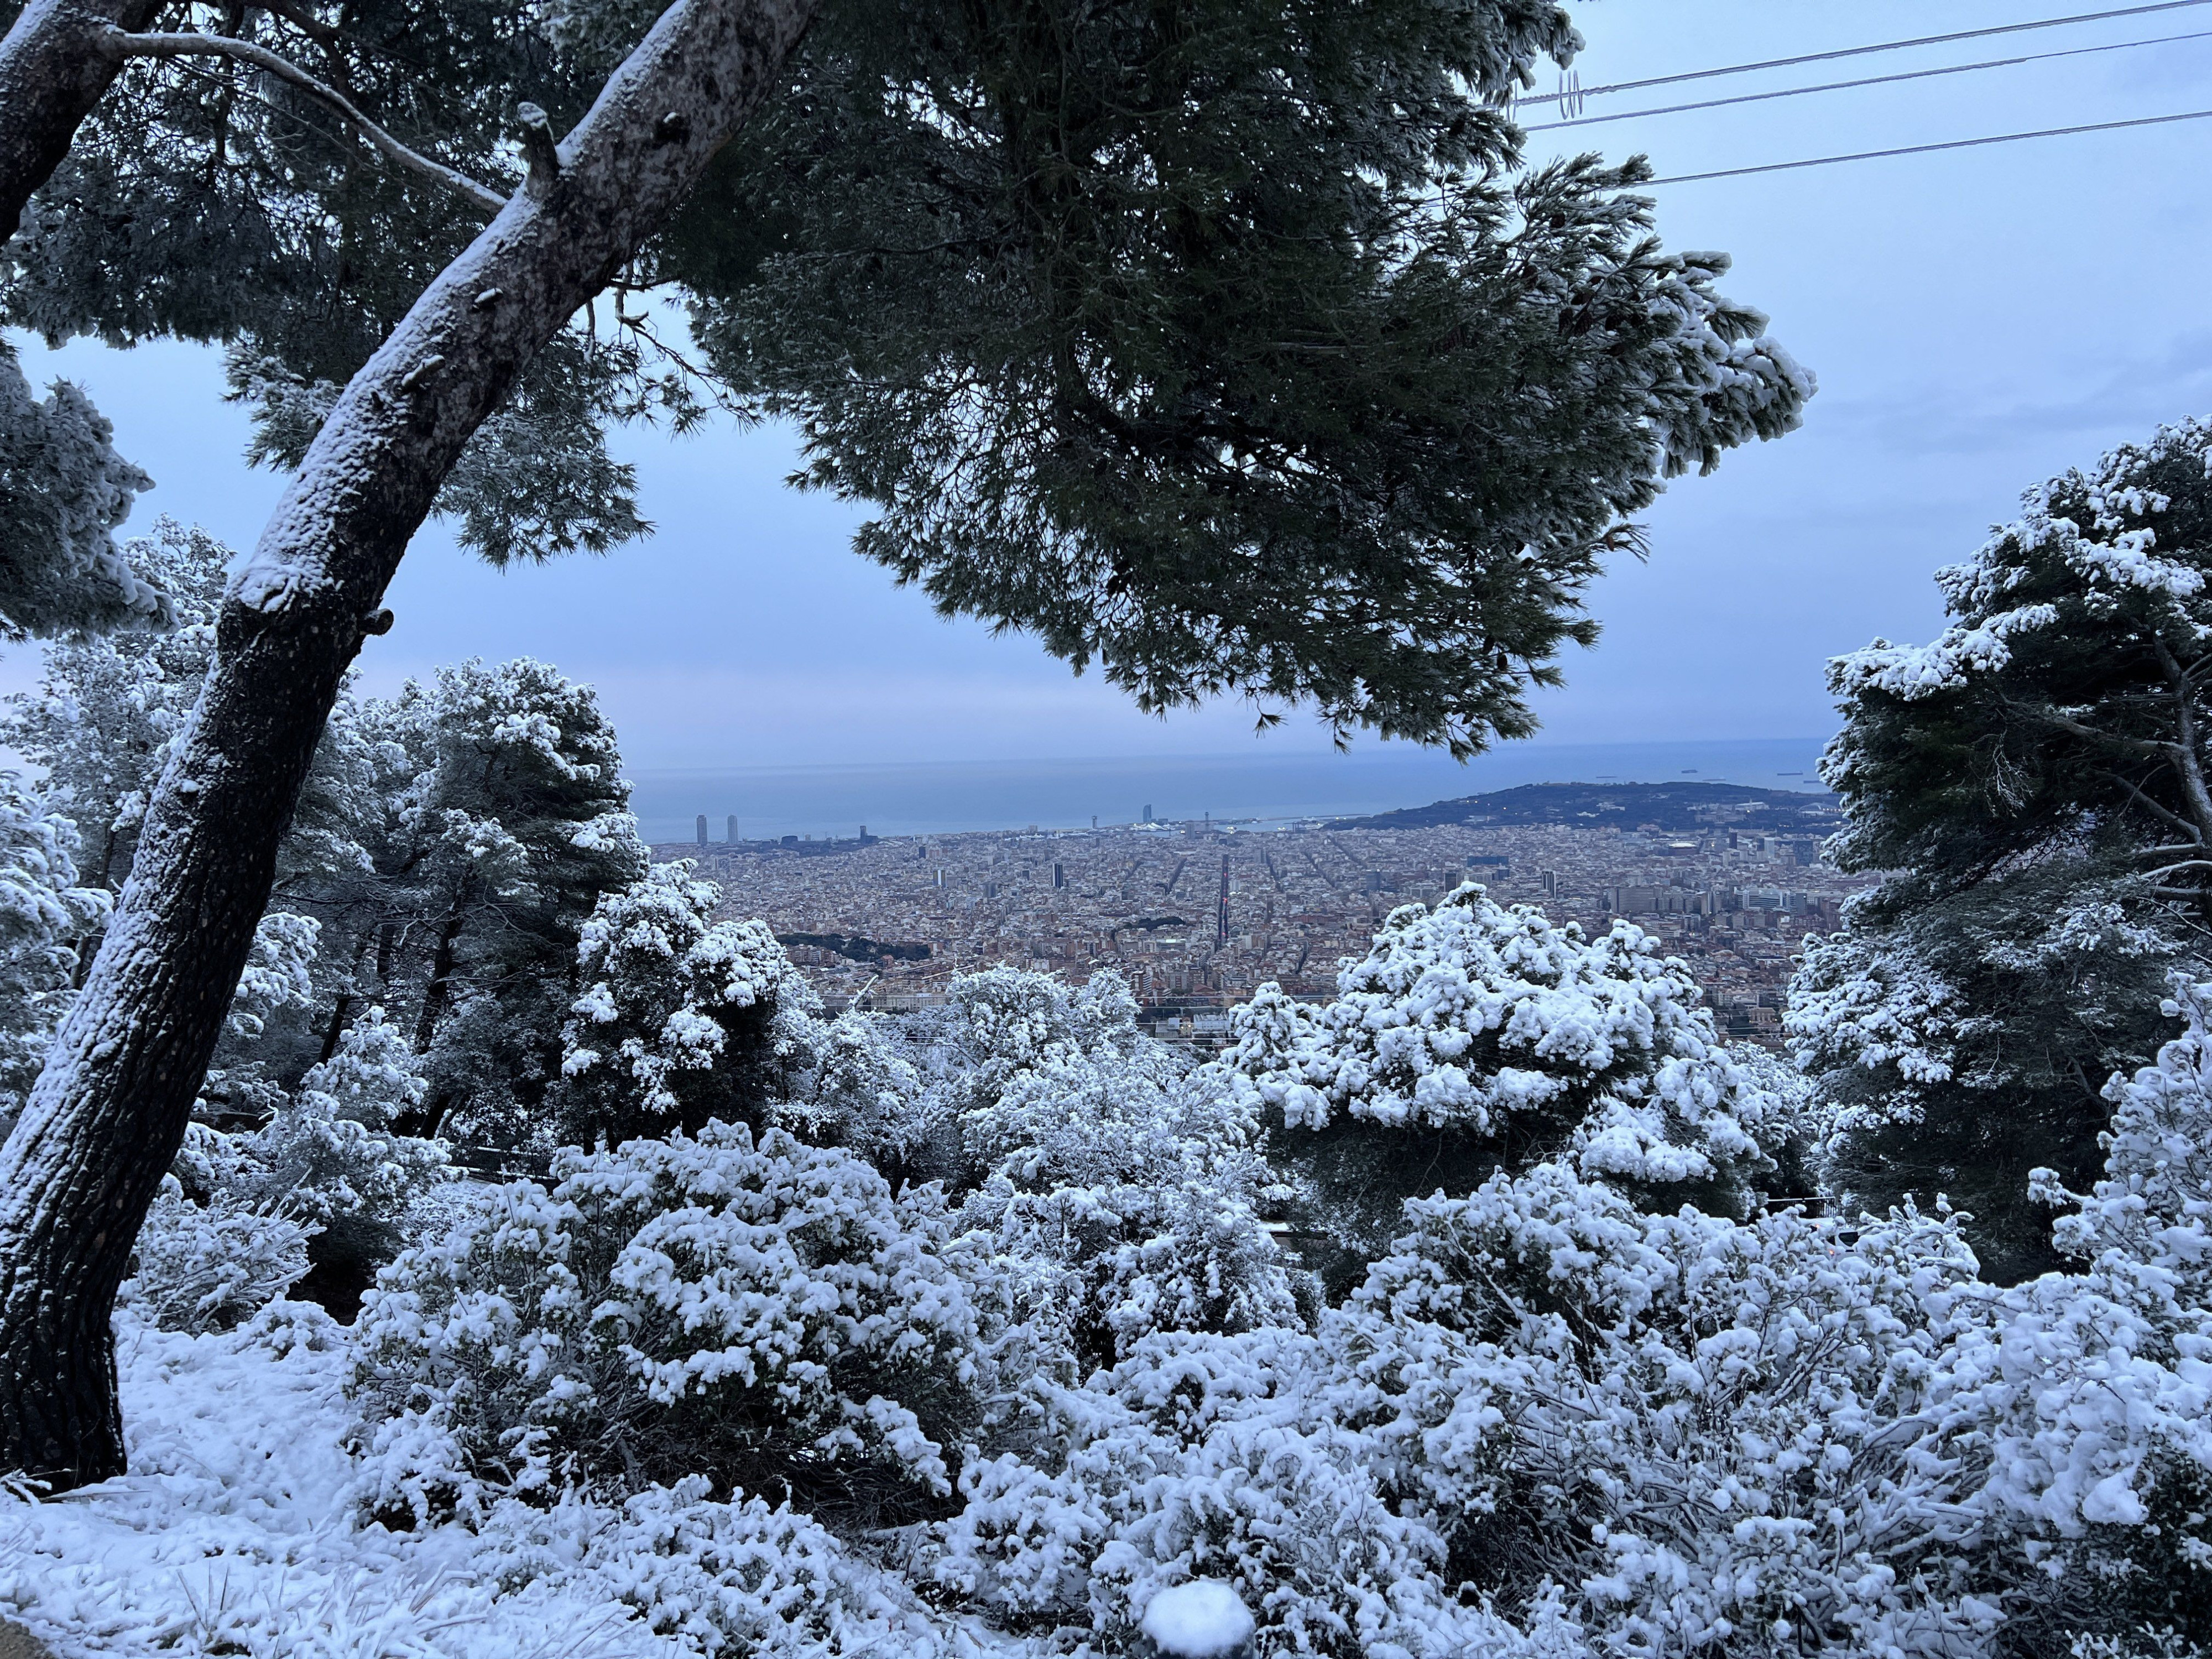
xmin=0 ymin=0 xmax=818 ymax=1492
xmin=412 ymin=874 xmax=476 ymax=1054
xmin=0 ymin=0 xmax=161 ymax=245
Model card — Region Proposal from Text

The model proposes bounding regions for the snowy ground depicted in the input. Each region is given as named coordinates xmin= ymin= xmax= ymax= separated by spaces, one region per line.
xmin=0 ymin=1309 xmax=678 ymax=1659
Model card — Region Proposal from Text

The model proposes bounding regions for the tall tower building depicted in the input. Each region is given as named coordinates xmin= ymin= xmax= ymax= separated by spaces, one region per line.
xmin=695 ymin=813 xmax=707 ymax=847
xmin=726 ymin=814 xmax=738 ymax=844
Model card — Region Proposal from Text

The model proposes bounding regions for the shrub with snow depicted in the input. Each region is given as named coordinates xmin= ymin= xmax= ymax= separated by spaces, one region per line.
xmin=953 ymin=1042 xmax=1300 ymax=1374
xmin=160 ymin=1009 xmax=452 ymax=1316
xmin=787 ymin=1006 xmax=931 ymax=1176
xmin=931 ymin=967 xmax=1301 ymax=1373
xmin=478 ymin=1475 xmax=945 ymax=1657
xmin=935 ymin=1321 xmax=1568 ymax=1659
xmin=1330 ymin=1167 xmax=2015 ymax=1656
xmin=1229 ymin=883 xmax=1779 ymax=1276
xmin=121 ymin=1175 xmax=316 ymax=1333
xmin=348 ymin=1121 xmax=982 ymax=1531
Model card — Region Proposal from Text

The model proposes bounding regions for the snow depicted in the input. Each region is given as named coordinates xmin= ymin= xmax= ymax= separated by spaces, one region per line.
xmin=1229 ymin=884 xmax=1777 ymax=1190
xmin=1140 ymin=1579 xmax=1254 ymax=1656
xmin=9 ymin=894 xmax=2212 ymax=1658
xmin=0 ymin=1309 xmax=666 ymax=1659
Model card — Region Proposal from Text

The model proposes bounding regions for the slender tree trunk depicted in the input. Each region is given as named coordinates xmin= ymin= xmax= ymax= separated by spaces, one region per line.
xmin=412 ymin=876 xmax=475 ymax=1053
xmin=0 ymin=0 xmax=818 ymax=1491
xmin=0 ymin=0 xmax=161 ymax=245
xmin=316 ymin=926 xmax=378 ymax=1062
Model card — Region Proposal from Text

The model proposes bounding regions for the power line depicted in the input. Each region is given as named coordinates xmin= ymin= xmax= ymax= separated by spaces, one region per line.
xmin=1642 ymin=104 xmax=2212 ymax=185
xmin=1511 ymin=0 xmax=2212 ymax=110
xmin=1521 ymin=27 xmax=2212 ymax=133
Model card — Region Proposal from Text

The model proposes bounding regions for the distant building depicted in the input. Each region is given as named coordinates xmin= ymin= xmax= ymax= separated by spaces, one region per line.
xmin=695 ymin=814 xmax=707 ymax=847
xmin=726 ymin=814 xmax=738 ymax=844
xmin=1144 ymin=804 xmax=1154 ymax=822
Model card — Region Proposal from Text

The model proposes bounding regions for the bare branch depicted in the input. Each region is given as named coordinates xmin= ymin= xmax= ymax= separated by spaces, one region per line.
xmin=2103 ymin=770 xmax=2202 ymax=841
xmin=98 ymin=27 xmax=506 ymax=214
xmin=2036 ymin=706 xmax=2171 ymax=757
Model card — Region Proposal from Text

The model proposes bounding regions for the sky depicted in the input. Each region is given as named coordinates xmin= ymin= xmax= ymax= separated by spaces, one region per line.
xmin=12 ymin=0 xmax=2212 ymax=772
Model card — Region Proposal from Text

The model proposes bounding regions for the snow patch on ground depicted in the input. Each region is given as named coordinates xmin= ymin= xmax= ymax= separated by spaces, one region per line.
xmin=0 ymin=1309 xmax=662 ymax=1659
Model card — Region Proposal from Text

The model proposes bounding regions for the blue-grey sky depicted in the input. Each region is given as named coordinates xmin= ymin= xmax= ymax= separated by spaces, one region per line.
xmin=13 ymin=0 xmax=2212 ymax=769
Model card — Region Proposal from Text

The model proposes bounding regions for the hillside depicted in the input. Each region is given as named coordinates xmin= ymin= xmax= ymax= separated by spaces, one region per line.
xmin=1331 ymin=779 xmax=1842 ymax=834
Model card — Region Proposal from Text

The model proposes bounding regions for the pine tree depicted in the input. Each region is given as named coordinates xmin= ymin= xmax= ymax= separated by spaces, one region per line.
xmin=676 ymin=0 xmax=1811 ymax=753
xmin=0 ymin=0 xmax=1812 ymax=1489
xmin=551 ymin=858 xmax=815 ymax=1147
xmin=1798 ymin=415 xmax=2212 ymax=1280
xmin=0 ymin=341 xmax=168 ymax=637
xmin=0 ymin=0 xmax=820 ymax=1489
xmin=341 ymin=658 xmax=649 ymax=1141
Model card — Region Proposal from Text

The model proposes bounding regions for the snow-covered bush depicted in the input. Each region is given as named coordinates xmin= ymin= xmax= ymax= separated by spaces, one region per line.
xmin=937 ymin=965 xmax=1149 ymax=1126
xmin=953 ymin=1045 xmax=1300 ymax=1374
xmin=478 ymin=1475 xmax=945 ymax=1657
xmin=554 ymin=860 xmax=818 ymax=1145
xmin=1331 ymin=1168 xmax=2013 ymax=1656
xmin=1230 ymin=884 xmax=1779 ymax=1275
xmin=121 ymin=1175 xmax=316 ymax=1333
xmin=348 ymin=1121 xmax=982 ymax=1531
xmin=166 ymin=1010 xmax=452 ymax=1315
xmin=935 ymin=1323 xmax=1565 ymax=1659
xmin=787 ymin=1007 xmax=930 ymax=1175
xmin=926 ymin=967 xmax=1301 ymax=1373
xmin=936 ymin=959 xmax=2212 ymax=1659
xmin=1920 ymin=980 xmax=2212 ymax=1642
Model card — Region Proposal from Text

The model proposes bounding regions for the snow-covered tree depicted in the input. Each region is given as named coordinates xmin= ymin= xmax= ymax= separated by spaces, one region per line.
xmin=1806 ymin=416 xmax=2212 ymax=1278
xmin=0 ymin=341 xmax=169 ymax=639
xmin=0 ymin=517 xmax=380 ymax=1099
xmin=552 ymin=859 xmax=816 ymax=1147
xmin=0 ymin=517 xmax=228 ymax=890
xmin=0 ymin=775 xmax=107 ymax=1135
xmin=314 ymin=658 xmax=649 ymax=1142
xmin=1230 ymin=884 xmax=1780 ymax=1282
xmin=1788 ymin=871 xmax=2182 ymax=1282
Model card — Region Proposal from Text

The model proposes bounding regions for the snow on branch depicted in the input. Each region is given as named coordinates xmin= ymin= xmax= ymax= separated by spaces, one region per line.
xmin=97 ymin=28 xmax=508 ymax=215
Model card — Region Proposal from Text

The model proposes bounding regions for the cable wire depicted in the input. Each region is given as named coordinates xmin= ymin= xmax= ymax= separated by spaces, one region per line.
xmin=1511 ymin=0 xmax=2212 ymax=109
xmin=1642 ymin=104 xmax=2212 ymax=184
xmin=1521 ymin=27 xmax=2212 ymax=132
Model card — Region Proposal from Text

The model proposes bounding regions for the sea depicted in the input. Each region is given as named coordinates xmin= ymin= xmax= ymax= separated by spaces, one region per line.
xmin=628 ymin=737 xmax=1832 ymax=845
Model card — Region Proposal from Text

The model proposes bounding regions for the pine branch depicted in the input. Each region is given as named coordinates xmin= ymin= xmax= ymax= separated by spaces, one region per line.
xmin=97 ymin=27 xmax=507 ymax=214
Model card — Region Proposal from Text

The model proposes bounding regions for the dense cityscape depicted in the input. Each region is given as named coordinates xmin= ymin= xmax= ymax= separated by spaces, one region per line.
xmin=661 ymin=781 xmax=1871 ymax=1046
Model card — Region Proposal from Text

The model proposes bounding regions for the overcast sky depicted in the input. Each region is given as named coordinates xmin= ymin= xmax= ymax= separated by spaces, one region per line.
xmin=13 ymin=0 xmax=2212 ymax=770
